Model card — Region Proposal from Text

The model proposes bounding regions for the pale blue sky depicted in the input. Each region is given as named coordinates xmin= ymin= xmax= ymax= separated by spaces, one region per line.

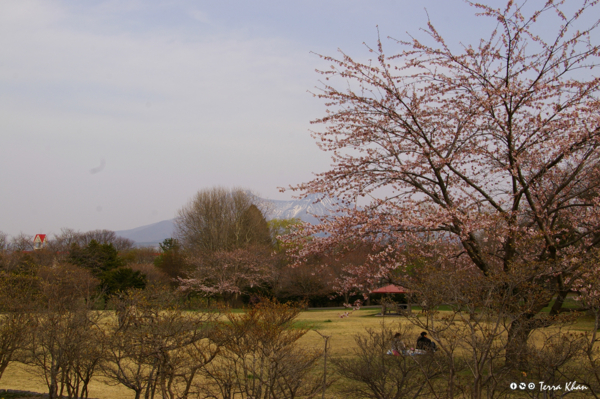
xmin=0 ymin=0 xmax=591 ymax=236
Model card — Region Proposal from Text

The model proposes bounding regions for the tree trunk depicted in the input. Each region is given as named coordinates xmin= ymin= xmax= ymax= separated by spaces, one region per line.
xmin=549 ymin=275 xmax=568 ymax=315
xmin=48 ymin=364 xmax=60 ymax=399
xmin=505 ymin=317 xmax=534 ymax=370
xmin=0 ymin=358 xmax=10 ymax=381
xmin=549 ymin=291 xmax=569 ymax=315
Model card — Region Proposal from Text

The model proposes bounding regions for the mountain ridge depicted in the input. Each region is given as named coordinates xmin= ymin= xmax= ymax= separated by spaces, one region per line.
xmin=115 ymin=194 xmax=341 ymax=246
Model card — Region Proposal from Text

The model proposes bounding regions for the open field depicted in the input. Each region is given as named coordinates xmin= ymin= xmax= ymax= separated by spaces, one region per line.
xmin=0 ymin=308 xmax=595 ymax=398
xmin=0 ymin=308 xmax=402 ymax=398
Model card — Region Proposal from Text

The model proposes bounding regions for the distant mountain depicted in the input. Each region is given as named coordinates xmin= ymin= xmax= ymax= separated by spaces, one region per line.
xmin=115 ymin=219 xmax=175 ymax=248
xmin=265 ymin=194 xmax=342 ymax=225
xmin=116 ymin=194 xmax=342 ymax=247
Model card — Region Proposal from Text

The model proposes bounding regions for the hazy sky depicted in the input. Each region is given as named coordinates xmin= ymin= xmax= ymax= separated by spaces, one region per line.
xmin=0 ymin=0 xmax=583 ymax=237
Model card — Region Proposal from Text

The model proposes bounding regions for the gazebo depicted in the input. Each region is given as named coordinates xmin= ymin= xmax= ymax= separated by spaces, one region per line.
xmin=371 ymin=284 xmax=412 ymax=314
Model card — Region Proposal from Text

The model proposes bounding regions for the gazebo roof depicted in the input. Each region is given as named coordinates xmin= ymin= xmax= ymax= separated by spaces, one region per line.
xmin=371 ymin=284 xmax=410 ymax=294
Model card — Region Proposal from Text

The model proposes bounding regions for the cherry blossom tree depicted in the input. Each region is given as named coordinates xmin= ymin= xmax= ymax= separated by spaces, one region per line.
xmin=178 ymin=246 xmax=275 ymax=302
xmin=288 ymin=0 xmax=600 ymax=366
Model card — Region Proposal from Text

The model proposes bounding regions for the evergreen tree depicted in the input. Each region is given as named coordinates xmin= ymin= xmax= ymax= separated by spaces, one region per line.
xmin=101 ymin=267 xmax=147 ymax=299
xmin=154 ymin=238 xmax=187 ymax=282
xmin=239 ymin=204 xmax=272 ymax=248
xmin=68 ymin=239 xmax=124 ymax=277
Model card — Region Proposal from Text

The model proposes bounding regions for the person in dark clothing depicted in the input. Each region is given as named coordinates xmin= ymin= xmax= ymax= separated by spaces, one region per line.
xmin=416 ymin=331 xmax=437 ymax=351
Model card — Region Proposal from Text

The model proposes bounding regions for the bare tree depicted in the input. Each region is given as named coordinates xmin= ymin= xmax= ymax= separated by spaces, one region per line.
xmin=0 ymin=231 xmax=8 ymax=252
xmin=129 ymin=263 xmax=170 ymax=287
xmin=48 ymin=228 xmax=83 ymax=253
xmin=175 ymin=187 xmax=270 ymax=253
xmin=122 ymin=247 xmax=161 ymax=265
xmin=0 ymin=272 xmax=38 ymax=382
xmin=102 ymin=289 xmax=220 ymax=399
xmin=79 ymin=229 xmax=134 ymax=251
xmin=24 ymin=264 xmax=104 ymax=399
xmin=333 ymin=323 xmax=443 ymax=399
xmin=36 ymin=263 xmax=100 ymax=306
xmin=276 ymin=263 xmax=334 ymax=303
xmin=9 ymin=233 xmax=34 ymax=252
xmin=202 ymin=298 xmax=324 ymax=399
xmin=49 ymin=228 xmax=134 ymax=252
xmin=27 ymin=304 xmax=105 ymax=399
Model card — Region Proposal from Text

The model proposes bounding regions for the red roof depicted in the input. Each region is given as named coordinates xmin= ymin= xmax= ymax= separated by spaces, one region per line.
xmin=371 ymin=284 xmax=410 ymax=294
xmin=34 ymin=234 xmax=47 ymax=243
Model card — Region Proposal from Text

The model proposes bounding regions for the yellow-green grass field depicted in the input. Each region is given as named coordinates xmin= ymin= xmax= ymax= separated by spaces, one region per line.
xmin=0 ymin=308 xmax=595 ymax=399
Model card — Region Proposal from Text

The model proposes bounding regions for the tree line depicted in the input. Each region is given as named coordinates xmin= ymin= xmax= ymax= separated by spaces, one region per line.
xmin=0 ymin=187 xmax=371 ymax=308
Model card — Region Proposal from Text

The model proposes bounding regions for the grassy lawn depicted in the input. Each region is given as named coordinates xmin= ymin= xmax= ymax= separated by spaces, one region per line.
xmin=0 ymin=308 xmax=404 ymax=398
xmin=0 ymin=307 xmax=595 ymax=398
xmin=541 ymin=295 xmax=583 ymax=312
xmin=295 ymin=308 xmax=414 ymax=358
xmin=0 ymin=365 xmax=134 ymax=399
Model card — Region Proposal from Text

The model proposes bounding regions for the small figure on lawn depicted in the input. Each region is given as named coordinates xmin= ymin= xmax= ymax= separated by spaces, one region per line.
xmin=416 ymin=331 xmax=437 ymax=352
xmin=391 ymin=332 xmax=406 ymax=356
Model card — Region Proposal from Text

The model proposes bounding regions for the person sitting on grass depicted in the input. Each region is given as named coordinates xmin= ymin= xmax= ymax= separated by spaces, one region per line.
xmin=391 ymin=332 xmax=407 ymax=355
xmin=416 ymin=331 xmax=437 ymax=352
